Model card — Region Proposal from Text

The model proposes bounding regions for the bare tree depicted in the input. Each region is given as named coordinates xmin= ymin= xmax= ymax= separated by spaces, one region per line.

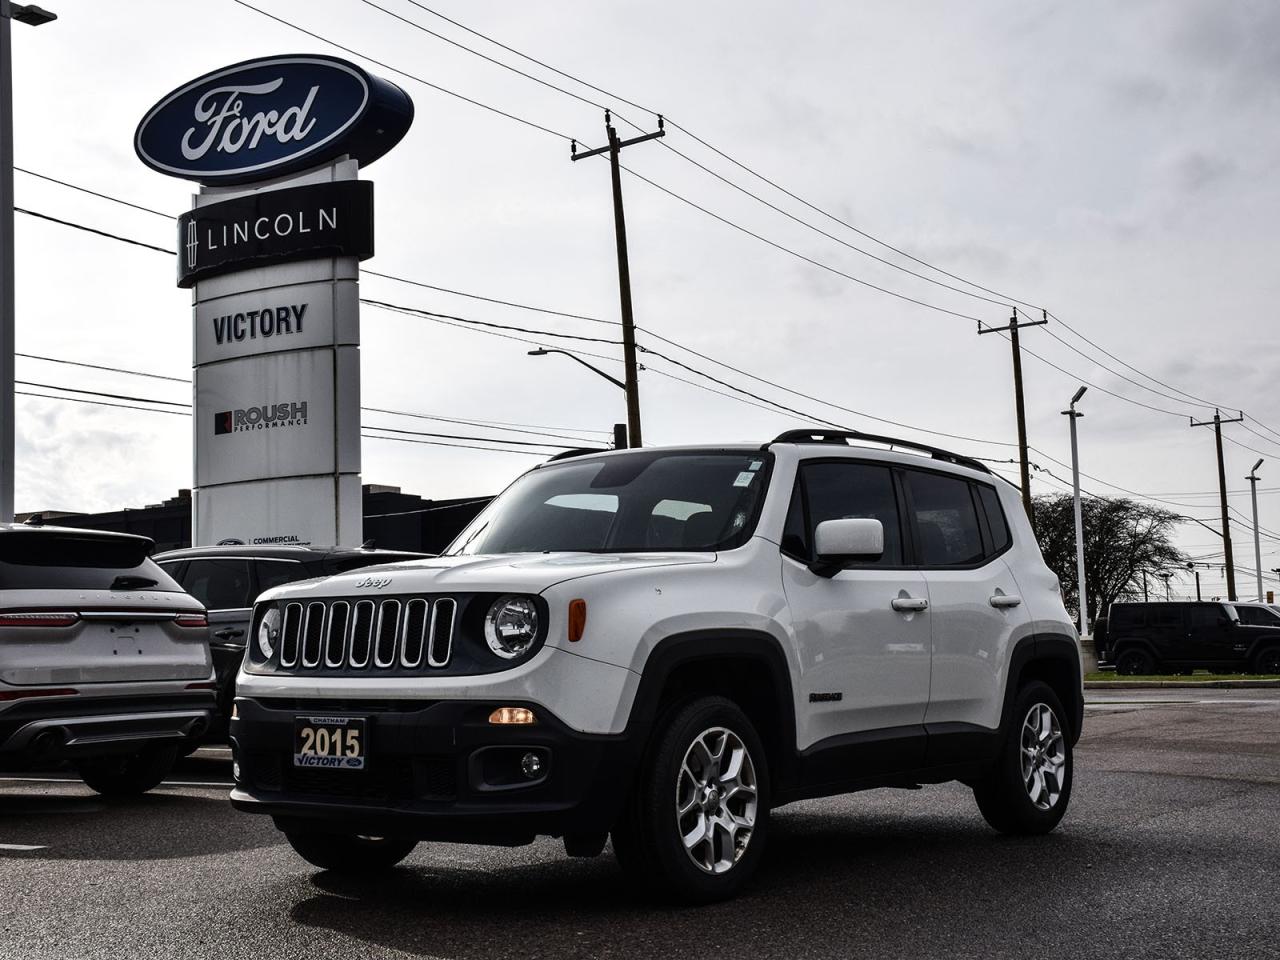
xmin=1033 ymin=494 xmax=1190 ymax=623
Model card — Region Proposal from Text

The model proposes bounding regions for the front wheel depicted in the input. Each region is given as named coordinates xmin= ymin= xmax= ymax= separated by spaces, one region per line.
xmin=612 ymin=696 xmax=770 ymax=904
xmin=973 ymin=681 xmax=1073 ymax=835
xmin=284 ymin=831 xmax=418 ymax=873
xmin=76 ymin=745 xmax=178 ymax=797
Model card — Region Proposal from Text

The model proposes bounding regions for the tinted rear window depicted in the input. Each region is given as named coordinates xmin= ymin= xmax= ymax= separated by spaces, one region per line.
xmin=0 ymin=532 xmax=181 ymax=592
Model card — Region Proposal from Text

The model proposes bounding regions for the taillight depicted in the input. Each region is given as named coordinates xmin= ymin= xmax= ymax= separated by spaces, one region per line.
xmin=0 ymin=612 xmax=79 ymax=628
xmin=185 ymin=681 xmax=217 ymax=691
xmin=174 ymin=614 xmax=208 ymax=629
xmin=0 ymin=687 xmax=77 ymax=702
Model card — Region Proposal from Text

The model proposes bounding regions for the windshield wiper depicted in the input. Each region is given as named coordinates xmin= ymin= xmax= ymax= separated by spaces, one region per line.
xmin=111 ymin=575 xmax=158 ymax=590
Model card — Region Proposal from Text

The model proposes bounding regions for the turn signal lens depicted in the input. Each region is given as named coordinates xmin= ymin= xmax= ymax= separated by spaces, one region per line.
xmin=567 ymin=599 xmax=587 ymax=642
xmin=489 ymin=706 xmax=536 ymax=725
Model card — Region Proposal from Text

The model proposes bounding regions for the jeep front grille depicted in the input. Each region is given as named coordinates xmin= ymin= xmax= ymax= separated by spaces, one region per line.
xmin=277 ymin=597 xmax=457 ymax=672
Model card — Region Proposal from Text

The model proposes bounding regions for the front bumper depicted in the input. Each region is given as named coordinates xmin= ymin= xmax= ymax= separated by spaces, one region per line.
xmin=0 ymin=692 xmax=216 ymax=766
xmin=229 ymin=696 xmax=638 ymax=845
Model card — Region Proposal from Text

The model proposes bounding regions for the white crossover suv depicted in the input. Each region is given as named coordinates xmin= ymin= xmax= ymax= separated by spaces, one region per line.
xmin=0 ymin=524 xmax=216 ymax=795
xmin=230 ymin=431 xmax=1082 ymax=902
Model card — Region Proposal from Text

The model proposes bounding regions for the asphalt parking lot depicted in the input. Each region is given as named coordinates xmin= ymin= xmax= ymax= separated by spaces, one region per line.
xmin=2 ymin=690 xmax=1277 ymax=960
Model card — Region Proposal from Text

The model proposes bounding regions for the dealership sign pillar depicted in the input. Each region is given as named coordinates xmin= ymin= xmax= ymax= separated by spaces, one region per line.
xmin=135 ymin=55 xmax=413 ymax=547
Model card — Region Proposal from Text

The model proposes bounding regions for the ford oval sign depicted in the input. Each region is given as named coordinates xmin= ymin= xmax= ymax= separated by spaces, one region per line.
xmin=135 ymin=54 xmax=413 ymax=185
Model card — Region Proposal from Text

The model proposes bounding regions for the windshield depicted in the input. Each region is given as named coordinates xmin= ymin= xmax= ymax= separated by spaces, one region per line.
xmin=448 ymin=451 xmax=772 ymax=555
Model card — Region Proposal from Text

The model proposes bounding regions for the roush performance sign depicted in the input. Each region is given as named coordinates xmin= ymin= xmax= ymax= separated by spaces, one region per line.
xmin=176 ymin=180 xmax=374 ymax=287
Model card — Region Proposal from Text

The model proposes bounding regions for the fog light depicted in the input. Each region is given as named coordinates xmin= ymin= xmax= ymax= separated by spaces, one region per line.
xmin=232 ymin=760 xmax=241 ymax=781
xmin=489 ymin=706 xmax=536 ymax=725
xmin=521 ymin=752 xmax=544 ymax=779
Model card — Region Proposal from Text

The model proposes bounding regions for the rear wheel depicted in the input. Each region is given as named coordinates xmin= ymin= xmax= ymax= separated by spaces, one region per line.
xmin=612 ymin=696 xmax=769 ymax=904
xmin=76 ymin=745 xmax=178 ymax=797
xmin=973 ymin=681 xmax=1073 ymax=835
xmin=1115 ymin=647 xmax=1155 ymax=676
xmin=284 ymin=831 xmax=418 ymax=873
xmin=1253 ymin=645 xmax=1280 ymax=675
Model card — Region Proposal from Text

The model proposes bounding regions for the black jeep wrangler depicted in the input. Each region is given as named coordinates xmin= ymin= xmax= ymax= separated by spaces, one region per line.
xmin=1102 ymin=601 xmax=1280 ymax=675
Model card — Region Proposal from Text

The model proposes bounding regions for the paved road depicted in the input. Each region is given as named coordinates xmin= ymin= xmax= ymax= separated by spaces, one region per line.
xmin=2 ymin=691 xmax=1277 ymax=960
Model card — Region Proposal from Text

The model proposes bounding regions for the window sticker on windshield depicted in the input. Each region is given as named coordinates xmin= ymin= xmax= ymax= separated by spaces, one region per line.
xmin=733 ymin=471 xmax=755 ymax=488
xmin=748 ymin=460 xmax=763 ymax=471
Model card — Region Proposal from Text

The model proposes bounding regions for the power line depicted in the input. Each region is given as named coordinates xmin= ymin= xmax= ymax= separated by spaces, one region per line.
xmin=18 ymin=352 xmax=189 ymax=383
xmin=14 ymin=167 xmax=176 ymax=220
xmin=16 ymin=390 xmax=189 ymax=418
xmin=359 ymin=298 xmax=622 ymax=345
xmin=364 ymin=269 xmax=612 ymax=325
xmin=229 ymin=0 xmax=574 ymax=142
xmin=14 ymin=207 xmax=175 ymax=255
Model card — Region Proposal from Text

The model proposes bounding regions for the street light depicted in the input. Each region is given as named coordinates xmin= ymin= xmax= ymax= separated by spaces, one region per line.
xmin=527 ymin=348 xmax=631 ymax=448
xmin=1186 ymin=561 xmax=1201 ymax=601
xmin=1061 ymin=386 xmax=1088 ymax=637
xmin=1247 ymin=458 xmax=1264 ymax=601
xmin=1 ymin=1 xmax=57 ymax=523
xmin=1159 ymin=571 xmax=1173 ymax=602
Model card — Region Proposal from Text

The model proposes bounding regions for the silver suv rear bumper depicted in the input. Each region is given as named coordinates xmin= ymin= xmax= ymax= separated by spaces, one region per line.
xmin=0 ymin=695 xmax=215 ymax=761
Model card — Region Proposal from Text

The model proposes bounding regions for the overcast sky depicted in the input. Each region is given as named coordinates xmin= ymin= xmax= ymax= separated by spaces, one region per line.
xmin=10 ymin=0 xmax=1280 ymax=595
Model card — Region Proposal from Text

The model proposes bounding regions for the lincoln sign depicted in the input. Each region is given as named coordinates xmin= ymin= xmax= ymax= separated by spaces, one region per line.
xmin=136 ymin=54 xmax=414 ymax=548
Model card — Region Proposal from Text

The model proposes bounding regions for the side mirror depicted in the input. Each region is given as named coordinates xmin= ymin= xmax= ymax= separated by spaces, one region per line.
xmin=811 ymin=518 xmax=883 ymax=577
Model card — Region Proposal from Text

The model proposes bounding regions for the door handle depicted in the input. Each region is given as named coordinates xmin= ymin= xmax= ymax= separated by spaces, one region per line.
xmin=213 ymin=628 xmax=245 ymax=640
xmin=989 ymin=595 xmax=1022 ymax=609
xmin=891 ymin=597 xmax=929 ymax=613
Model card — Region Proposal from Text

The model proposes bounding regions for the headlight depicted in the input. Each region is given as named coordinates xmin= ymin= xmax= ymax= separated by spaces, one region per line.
xmin=257 ymin=606 xmax=281 ymax=659
xmin=484 ymin=595 xmax=539 ymax=660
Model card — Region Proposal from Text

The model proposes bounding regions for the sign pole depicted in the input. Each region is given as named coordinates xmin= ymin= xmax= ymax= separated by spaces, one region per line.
xmin=0 ymin=0 xmax=16 ymax=522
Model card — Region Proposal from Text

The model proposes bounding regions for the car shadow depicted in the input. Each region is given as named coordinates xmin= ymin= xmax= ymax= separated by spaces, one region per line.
xmin=284 ymin=806 xmax=1120 ymax=960
xmin=0 ymin=790 xmax=279 ymax=861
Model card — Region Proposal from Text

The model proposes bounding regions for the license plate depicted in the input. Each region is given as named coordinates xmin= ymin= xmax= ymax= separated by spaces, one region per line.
xmin=293 ymin=716 xmax=367 ymax=770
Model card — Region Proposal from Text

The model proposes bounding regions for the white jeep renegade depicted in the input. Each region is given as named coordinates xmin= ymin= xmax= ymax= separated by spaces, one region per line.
xmin=230 ymin=431 xmax=1082 ymax=902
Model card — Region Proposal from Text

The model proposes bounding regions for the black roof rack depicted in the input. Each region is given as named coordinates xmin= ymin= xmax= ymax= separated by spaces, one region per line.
xmin=765 ymin=429 xmax=990 ymax=475
xmin=545 ymin=447 xmax=611 ymax=462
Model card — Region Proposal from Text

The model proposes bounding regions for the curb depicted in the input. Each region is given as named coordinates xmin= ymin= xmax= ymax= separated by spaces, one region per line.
xmin=1085 ymin=679 xmax=1280 ymax=690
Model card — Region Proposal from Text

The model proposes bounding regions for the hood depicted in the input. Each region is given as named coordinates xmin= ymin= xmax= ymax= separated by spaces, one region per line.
xmin=260 ymin=552 xmax=717 ymax=601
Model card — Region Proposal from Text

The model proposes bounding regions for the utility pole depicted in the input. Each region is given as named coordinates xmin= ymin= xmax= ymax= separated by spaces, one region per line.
xmin=1 ymin=3 xmax=55 ymax=522
xmin=1142 ymin=570 xmax=1149 ymax=602
xmin=979 ymin=308 xmax=1048 ymax=523
xmin=1062 ymin=386 xmax=1088 ymax=637
xmin=1247 ymin=459 xmax=1264 ymax=601
xmin=1190 ymin=409 xmax=1245 ymax=601
xmin=1186 ymin=562 xmax=1202 ymax=601
xmin=571 ymin=111 xmax=665 ymax=449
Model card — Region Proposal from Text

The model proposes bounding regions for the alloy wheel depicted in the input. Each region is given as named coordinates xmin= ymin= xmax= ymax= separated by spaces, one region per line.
xmin=1020 ymin=703 xmax=1067 ymax=811
xmin=675 ymin=726 xmax=758 ymax=874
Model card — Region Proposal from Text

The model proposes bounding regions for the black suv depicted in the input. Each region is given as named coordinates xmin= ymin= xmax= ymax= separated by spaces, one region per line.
xmin=154 ymin=545 xmax=429 ymax=735
xmin=1102 ymin=601 xmax=1280 ymax=675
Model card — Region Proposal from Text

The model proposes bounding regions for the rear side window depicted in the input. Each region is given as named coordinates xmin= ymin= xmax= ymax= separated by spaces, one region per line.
xmin=1188 ymin=604 xmax=1227 ymax=629
xmin=904 ymin=471 xmax=985 ymax=566
xmin=1110 ymin=605 xmax=1142 ymax=630
xmin=1147 ymin=606 xmax=1182 ymax=629
xmin=975 ymin=484 xmax=1012 ymax=554
xmin=792 ymin=462 xmax=903 ymax=566
xmin=0 ymin=531 xmax=181 ymax=591
xmin=180 ymin=558 xmax=252 ymax=610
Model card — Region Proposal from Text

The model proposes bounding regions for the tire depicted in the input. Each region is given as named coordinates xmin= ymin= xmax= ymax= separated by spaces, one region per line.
xmin=76 ymin=745 xmax=178 ymax=797
xmin=612 ymin=696 xmax=770 ymax=904
xmin=973 ymin=681 xmax=1073 ymax=835
xmin=1114 ymin=647 xmax=1155 ymax=676
xmin=284 ymin=831 xmax=418 ymax=873
xmin=1253 ymin=645 xmax=1280 ymax=675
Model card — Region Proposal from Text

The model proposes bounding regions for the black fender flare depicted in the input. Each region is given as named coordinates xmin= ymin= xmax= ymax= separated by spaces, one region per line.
xmin=623 ymin=628 xmax=800 ymax=788
xmin=1002 ymin=630 xmax=1085 ymax=745
xmin=1109 ymin=636 xmax=1161 ymax=663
